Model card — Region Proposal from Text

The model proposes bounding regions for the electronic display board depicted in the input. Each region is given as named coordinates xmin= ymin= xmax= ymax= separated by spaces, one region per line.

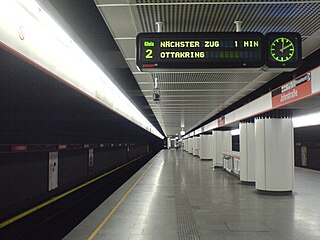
xmin=265 ymin=32 xmax=302 ymax=69
xmin=136 ymin=32 xmax=265 ymax=70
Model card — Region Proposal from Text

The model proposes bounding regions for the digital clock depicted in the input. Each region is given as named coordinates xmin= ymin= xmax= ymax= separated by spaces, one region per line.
xmin=270 ymin=37 xmax=295 ymax=62
xmin=136 ymin=32 xmax=265 ymax=71
xmin=265 ymin=32 xmax=302 ymax=69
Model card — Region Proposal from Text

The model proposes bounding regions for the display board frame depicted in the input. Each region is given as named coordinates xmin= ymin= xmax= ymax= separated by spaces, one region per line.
xmin=136 ymin=32 xmax=266 ymax=70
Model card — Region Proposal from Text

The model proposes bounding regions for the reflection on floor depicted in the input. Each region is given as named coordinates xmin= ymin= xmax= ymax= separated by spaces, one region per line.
xmin=64 ymin=149 xmax=320 ymax=240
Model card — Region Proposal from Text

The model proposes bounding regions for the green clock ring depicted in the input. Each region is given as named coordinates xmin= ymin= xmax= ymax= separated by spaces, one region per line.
xmin=270 ymin=37 xmax=295 ymax=62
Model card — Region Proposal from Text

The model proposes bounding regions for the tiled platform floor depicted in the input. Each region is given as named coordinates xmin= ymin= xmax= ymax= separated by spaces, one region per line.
xmin=64 ymin=150 xmax=320 ymax=240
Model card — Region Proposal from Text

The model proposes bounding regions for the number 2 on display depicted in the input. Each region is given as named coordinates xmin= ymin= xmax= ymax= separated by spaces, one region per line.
xmin=146 ymin=49 xmax=153 ymax=58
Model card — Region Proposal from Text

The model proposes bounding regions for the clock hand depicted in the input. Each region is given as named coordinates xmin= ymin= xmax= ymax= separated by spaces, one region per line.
xmin=281 ymin=39 xmax=284 ymax=53
xmin=280 ymin=43 xmax=293 ymax=52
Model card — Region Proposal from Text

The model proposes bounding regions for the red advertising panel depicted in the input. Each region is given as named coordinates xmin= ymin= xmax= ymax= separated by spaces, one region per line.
xmin=272 ymin=73 xmax=312 ymax=108
xmin=218 ymin=116 xmax=225 ymax=127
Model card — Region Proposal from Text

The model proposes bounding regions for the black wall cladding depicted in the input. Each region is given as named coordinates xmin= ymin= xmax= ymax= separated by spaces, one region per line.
xmin=0 ymin=152 xmax=48 ymax=219
xmin=0 ymin=47 xmax=163 ymax=221
xmin=294 ymin=125 xmax=320 ymax=171
xmin=0 ymin=144 xmax=157 ymax=221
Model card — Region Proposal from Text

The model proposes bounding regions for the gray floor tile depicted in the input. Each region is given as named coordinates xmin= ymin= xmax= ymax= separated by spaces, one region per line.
xmin=226 ymin=222 xmax=270 ymax=232
xmin=199 ymin=235 xmax=226 ymax=240
xmin=129 ymin=234 xmax=179 ymax=240
xmin=64 ymin=150 xmax=320 ymax=240
xmin=95 ymin=232 xmax=130 ymax=240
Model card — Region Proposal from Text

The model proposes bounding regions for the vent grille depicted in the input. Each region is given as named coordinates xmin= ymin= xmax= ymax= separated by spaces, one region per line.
xmin=96 ymin=0 xmax=320 ymax=135
xmin=136 ymin=0 xmax=320 ymax=37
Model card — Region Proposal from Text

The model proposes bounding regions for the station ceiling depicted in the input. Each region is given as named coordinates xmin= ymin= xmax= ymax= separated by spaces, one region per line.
xmin=45 ymin=0 xmax=320 ymax=136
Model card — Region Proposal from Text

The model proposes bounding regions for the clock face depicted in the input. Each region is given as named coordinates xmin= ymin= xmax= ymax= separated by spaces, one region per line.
xmin=270 ymin=37 xmax=295 ymax=62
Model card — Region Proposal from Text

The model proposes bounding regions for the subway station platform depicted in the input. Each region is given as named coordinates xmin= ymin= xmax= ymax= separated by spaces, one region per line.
xmin=64 ymin=150 xmax=320 ymax=240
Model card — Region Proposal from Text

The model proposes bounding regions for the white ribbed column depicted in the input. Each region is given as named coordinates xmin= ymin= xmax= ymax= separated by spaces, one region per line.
xmin=255 ymin=118 xmax=294 ymax=192
xmin=186 ymin=138 xmax=189 ymax=152
xmin=212 ymin=131 xmax=230 ymax=167
xmin=167 ymin=138 xmax=170 ymax=149
xmin=193 ymin=136 xmax=199 ymax=156
xmin=189 ymin=138 xmax=193 ymax=154
xmin=212 ymin=131 xmax=217 ymax=166
xmin=240 ymin=122 xmax=255 ymax=183
xmin=200 ymin=134 xmax=212 ymax=160
xmin=185 ymin=139 xmax=188 ymax=152
xmin=223 ymin=131 xmax=232 ymax=153
xmin=197 ymin=137 xmax=201 ymax=157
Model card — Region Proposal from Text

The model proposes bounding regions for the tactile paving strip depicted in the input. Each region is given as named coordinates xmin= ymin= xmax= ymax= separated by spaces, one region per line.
xmin=173 ymin=163 xmax=200 ymax=240
xmin=174 ymin=187 xmax=200 ymax=240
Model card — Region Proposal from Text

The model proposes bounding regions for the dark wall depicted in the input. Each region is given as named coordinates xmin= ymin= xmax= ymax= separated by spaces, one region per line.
xmin=0 ymin=145 xmax=153 ymax=221
xmin=59 ymin=149 xmax=88 ymax=188
xmin=41 ymin=0 xmax=163 ymax=134
xmin=0 ymin=47 xmax=162 ymax=145
xmin=93 ymin=147 xmax=128 ymax=174
xmin=0 ymin=152 xmax=48 ymax=216
xmin=0 ymin=47 xmax=163 ymax=221
xmin=232 ymin=135 xmax=240 ymax=152
xmin=294 ymin=125 xmax=320 ymax=170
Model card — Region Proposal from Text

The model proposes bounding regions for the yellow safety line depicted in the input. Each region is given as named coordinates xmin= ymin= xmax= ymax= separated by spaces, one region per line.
xmin=87 ymin=156 xmax=157 ymax=240
xmin=0 ymin=153 xmax=150 ymax=229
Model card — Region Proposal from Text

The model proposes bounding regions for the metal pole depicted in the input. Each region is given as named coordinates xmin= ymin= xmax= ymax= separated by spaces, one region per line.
xmin=156 ymin=22 xmax=164 ymax=32
xmin=234 ymin=21 xmax=243 ymax=32
xmin=154 ymin=77 xmax=158 ymax=89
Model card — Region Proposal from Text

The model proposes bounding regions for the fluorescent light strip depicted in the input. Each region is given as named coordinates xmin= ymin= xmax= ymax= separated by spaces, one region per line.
xmin=231 ymin=129 xmax=240 ymax=136
xmin=0 ymin=0 xmax=163 ymax=139
xmin=192 ymin=112 xmax=320 ymax=135
xmin=293 ymin=112 xmax=320 ymax=128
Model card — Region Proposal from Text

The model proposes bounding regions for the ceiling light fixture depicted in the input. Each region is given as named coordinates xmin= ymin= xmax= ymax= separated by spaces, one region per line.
xmin=231 ymin=128 xmax=240 ymax=136
xmin=293 ymin=112 xmax=320 ymax=128
xmin=0 ymin=0 xmax=164 ymax=139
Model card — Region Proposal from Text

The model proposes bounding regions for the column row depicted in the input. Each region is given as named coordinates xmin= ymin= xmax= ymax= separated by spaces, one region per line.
xmin=182 ymin=116 xmax=294 ymax=193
